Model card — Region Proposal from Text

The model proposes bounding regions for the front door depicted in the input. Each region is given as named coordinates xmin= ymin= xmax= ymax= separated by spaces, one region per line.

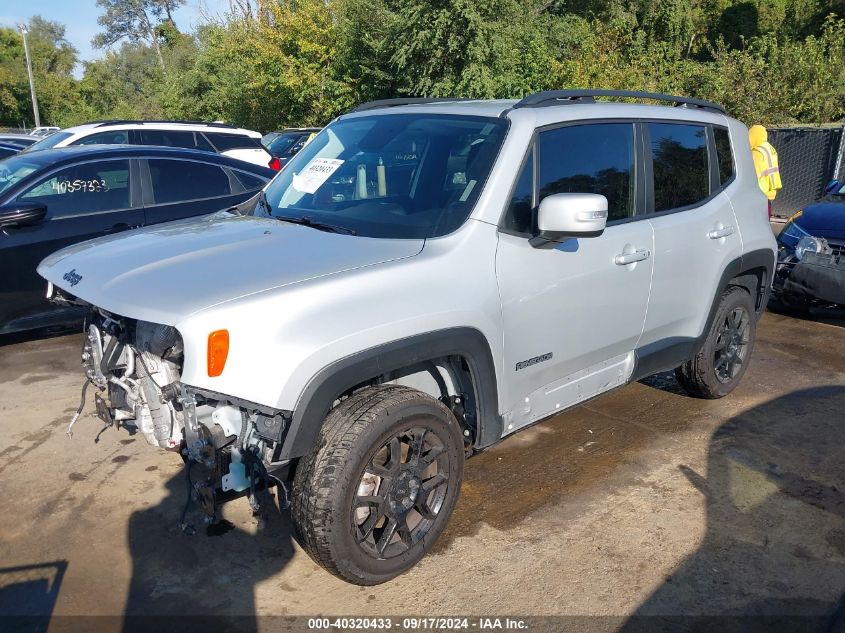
xmin=496 ymin=121 xmax=653 ymax=433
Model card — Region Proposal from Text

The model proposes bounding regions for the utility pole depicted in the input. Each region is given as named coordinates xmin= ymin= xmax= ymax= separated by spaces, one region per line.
xmin=18 ymin=24 xmax=41 ymax=129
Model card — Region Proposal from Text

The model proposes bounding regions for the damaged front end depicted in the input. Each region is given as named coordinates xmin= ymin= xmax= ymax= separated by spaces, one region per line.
xmin=74 ymin=308 xmax=291 ymax=527
xmin=773 ymin=235 xmax=845 ymax=307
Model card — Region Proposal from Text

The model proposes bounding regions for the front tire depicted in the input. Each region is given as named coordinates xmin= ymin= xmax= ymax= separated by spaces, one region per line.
xmin=291 ymin=385 xmax=465 ymax=585
xmin=676 ymin=286 xmax=757 ymax=399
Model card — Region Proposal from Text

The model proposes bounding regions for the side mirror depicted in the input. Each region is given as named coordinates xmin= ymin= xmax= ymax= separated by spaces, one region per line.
xmin=531 ymin=193 xmax=608 ymax=247
xmin=0 ymin=202 xmax=48 ymax=229
xmin=824 ymin=179 xmax=840 ymax=194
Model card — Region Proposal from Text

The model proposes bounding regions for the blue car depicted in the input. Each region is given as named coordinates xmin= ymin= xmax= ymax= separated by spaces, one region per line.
xmin=772 ymin=179 xmax=845 ymax=309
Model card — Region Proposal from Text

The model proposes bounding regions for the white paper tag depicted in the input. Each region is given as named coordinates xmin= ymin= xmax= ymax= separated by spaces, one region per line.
xmin=291 ymin=158 xmax=344 ymax=194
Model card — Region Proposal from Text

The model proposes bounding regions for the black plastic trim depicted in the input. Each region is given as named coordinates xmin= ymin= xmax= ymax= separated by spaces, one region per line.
xmin=279 ymin=328 xmax=501 ymax=460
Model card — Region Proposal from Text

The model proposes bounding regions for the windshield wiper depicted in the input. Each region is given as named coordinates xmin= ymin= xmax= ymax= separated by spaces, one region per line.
xmin=274 ymin=214 xmax=357 ymax=235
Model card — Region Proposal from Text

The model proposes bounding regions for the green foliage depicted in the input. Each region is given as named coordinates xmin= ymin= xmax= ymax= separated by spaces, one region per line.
xmin=1 ymin=0 xmax=844 ymax=130
xmin=0 ymin=17 xmax=79 ymax=128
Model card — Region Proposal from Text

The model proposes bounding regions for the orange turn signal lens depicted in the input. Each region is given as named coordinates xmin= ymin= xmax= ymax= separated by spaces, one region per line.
xmin=207 ymin=330 xmax=229 ymax=377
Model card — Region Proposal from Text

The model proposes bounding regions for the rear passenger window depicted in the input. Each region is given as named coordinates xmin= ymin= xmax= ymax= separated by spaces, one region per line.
xmin=713 ymin=127 xmax=734 ymax=186
xmin=148 ymin=159 xmax=232 ymax=204
xmin=538 ymin=123 xmax=635 ymax=223
xmin=502 ymin=151 xmax=534 ymax=234
xmin=139 ymin=130 xmax=215 ymax=152
xmin=205 ymin=133 xmax=262 ymax=151
xmin=649 ymin=123 xmax=709 ymax=212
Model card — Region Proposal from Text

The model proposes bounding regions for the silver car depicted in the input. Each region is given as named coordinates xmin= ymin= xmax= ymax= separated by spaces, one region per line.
xmin=39 ymin=90 xmax=777 ymax=585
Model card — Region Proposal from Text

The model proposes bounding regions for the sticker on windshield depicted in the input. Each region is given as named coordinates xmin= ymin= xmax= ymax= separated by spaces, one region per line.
xmin=291 ymin=158 xmax=344 ymax=194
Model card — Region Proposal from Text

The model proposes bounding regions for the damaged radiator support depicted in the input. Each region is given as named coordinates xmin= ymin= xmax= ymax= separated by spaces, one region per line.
xmin=73 ymin=311 xmax=292 ymax=529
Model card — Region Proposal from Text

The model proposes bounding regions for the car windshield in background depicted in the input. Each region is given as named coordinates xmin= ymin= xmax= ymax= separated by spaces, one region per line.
xmin=268 ymin=133 xmax=304 ymax=155
xmin=0 ymin=154 xmax=51 ymax=196
xmin=23 ymin=131 xmax=74 ymax=152
xmin=259 ymin=114 xmax=508 ymax=239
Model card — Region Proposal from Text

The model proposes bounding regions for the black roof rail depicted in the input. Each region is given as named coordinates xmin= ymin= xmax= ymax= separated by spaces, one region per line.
xmin=350 ymin=97 xmax=477 ymax=113
xmin=513 ymin=90 xmax=726 ymax=114
xmin=91 ymin=119 xmax=239 ymax=129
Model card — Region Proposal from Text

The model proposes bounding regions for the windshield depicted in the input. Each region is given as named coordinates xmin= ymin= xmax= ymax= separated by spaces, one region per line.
xmin=24 ymin=130 xmax=74 ymax=152
xmin=0 ymin=154 xmax=49 ymax=196
xmin=259 ymin=114 xmax=508 ymax=239
xmin=268 ymin=133 xmax=306 ymax=156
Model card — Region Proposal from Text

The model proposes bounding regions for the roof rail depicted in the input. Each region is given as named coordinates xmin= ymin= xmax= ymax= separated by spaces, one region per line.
xmin=350 ymin=97 xmax=476 ymax=113
xmin=91 ymin=119 xmax=239 ymax=129
xmin=513 ymin=90 xmax=726 ymax=114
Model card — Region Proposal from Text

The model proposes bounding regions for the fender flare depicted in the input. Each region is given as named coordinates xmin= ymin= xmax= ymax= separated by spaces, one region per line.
xmin=278 ymin=327 xmax=501 ymax=460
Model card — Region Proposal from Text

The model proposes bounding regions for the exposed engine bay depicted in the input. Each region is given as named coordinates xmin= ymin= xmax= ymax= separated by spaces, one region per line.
xmin=75 ymin=309 xmax=289 ymax=528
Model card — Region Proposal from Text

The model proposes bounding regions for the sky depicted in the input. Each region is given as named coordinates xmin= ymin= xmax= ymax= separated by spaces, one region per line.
xmin=0 ymin=0 xmax=232 ymax=78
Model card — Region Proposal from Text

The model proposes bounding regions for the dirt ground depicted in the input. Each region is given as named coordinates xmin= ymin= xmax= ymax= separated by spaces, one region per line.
xmin=1 ymin=309 xmax=844 ymax=632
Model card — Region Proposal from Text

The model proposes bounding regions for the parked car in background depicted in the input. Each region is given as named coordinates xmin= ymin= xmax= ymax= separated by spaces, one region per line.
xmin=261 ymin=131 xmax=282 ymax=146
xmin=771 ymin=179 xmax=845 ymax=310
xmin=0 ymin=142 xmax=24 ymax=159
xmin=0 ymin=134 xmax=38 ymax=148
xmin=0 ymin=145 xmax=273 ymax=335
xmin=30 ymin=126 xmax=61 ymax=137
xmin=264 ymin=127 xmax=321 ymax=170
xmin=24 ymin=120 xmax=273 ymax=168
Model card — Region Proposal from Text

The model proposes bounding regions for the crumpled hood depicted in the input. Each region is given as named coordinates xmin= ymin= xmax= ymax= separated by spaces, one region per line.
xmin=38 ymin=212 xmax=424 ymax=325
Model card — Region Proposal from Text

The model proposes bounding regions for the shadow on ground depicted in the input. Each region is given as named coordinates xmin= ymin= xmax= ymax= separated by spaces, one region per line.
xmin=621 ymin=385 xmax=845 ymax=632
xmin=0 ymin=561 xmax=67 ymax=633
xmin=122 ymin=471 xmax=295 ymax=633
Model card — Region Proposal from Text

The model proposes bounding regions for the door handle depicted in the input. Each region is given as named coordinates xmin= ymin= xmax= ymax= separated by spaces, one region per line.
xmin=708 ymin=226 xmax=735 ymax=239
xmin=614 ymin=249 xmax=651 ymax=265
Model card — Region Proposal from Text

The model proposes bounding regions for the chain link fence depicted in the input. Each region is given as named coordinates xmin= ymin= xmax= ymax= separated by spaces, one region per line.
xmin=768 ymin=125 xmax=845 ymax=219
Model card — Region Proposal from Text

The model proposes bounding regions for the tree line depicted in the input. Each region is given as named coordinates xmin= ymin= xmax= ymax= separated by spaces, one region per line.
xmin=1 ymin=0 xmax=844 ymax=131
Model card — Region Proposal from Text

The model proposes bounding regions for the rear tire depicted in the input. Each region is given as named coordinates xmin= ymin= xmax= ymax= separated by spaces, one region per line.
xmin=291 ymin=384 xmax=465 ymax=585
xmin=676 ymin=286 xmax=757 ymax=399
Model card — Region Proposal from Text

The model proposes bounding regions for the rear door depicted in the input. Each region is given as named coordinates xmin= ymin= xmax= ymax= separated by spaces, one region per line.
xmin=140 ymin=157 xmax=265 ymax=225
xmin=638 ymin=122 xmax=744 ymax=363
xmin=0 ymin=158 xmax=142 ymax=330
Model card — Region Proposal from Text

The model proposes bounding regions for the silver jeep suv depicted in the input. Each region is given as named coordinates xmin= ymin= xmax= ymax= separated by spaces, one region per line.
xmin=39 ymin=90 xmax=777 ymax=585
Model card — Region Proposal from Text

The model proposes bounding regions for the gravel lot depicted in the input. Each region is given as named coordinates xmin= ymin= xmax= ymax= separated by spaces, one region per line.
xmin=1 ymin=309 xmax=844 ymax=631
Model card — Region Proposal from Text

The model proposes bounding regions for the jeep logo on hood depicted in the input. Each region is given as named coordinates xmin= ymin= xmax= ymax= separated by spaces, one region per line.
xmin=62 ymin=269 xmax=82 ymax=287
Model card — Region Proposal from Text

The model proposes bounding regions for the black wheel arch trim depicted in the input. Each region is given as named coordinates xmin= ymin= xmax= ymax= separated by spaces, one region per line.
xmin=279 ymin=327 xmax=501 ymax=460
xmin=630 ymin=247 xmax=775 ymax=382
